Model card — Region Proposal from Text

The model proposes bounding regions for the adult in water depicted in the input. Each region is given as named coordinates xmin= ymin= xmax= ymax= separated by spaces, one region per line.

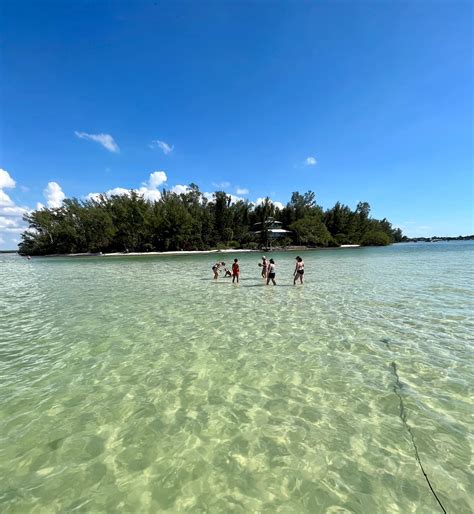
xmin=259 ymin=255 xmax=268 ymax=278
xmin=266 ymin=258 xmax=276 ymax=285
xmin=293 ymin=256 xmax=304 ymax=285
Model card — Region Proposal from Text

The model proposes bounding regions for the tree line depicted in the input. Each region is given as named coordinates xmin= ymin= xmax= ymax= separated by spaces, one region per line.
xmin=18 ymin=187 xmax=403 ymax=255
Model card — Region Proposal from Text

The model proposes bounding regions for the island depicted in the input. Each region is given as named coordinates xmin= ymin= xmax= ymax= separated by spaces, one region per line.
xmin=18 ymin=188 xmax=403 ymax=256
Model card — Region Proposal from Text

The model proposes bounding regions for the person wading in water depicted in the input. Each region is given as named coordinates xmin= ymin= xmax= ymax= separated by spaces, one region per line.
xmin=293 ymin=256 xmax=305 ymax=285
xmin=266 ymin=258 xmax=276 ymax=285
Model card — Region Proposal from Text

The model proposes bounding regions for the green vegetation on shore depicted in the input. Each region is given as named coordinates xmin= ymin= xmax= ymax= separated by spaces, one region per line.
xmin=19 ymin=188 xmax=403 ymax=255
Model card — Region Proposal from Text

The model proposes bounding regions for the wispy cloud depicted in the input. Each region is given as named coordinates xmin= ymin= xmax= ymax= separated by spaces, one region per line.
xmin=305 ymin=156 xmax=317 ymax=166
xmin=150 ymin=139 xmax=174 ymax=155
xmin=75 ymin=131 xmax=120 ymax=153
xmin=44 ymin=182 xmax=66 ymax=208
xmin=212 ymin=181 xmax=230 ymax=189
xmin=236 ymin=187 xmax=249 ymax=195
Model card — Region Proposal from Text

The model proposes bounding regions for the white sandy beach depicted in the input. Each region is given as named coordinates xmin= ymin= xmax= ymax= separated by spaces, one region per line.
xmin=45 ymin=245 xmax=361 ymax=258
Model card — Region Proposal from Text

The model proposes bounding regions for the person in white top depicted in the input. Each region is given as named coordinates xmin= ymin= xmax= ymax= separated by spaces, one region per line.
xmin=266 ymin=258 xmax=276 ymax=285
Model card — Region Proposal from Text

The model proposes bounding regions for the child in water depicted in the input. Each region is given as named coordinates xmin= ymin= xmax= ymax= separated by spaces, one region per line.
xmin=232 ymin=258 xmax=240 ymax=283
xmin=212 ymin=261 xmax=226 ymax=279
xmin=259 ymin=255 xmax=268 ymax=278
xmin=266 ymin=258 xmax=276 ymax=285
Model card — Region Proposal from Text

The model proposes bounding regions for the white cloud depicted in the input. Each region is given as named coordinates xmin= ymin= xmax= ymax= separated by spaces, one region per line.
xmin=254 ymin=197 xmax=284 ymax=210
xmin=0 ymin=169 xmax=16 ymax=189
xmin=88 ymin=171 xmax=168 ymax=203
xmin=147 ymin=171 xmax=167 ymax=188
xmin=44 ymin=182 xmax=66 ymax=208
xmin=0 ymin=205 xmax=28 ymax=217
xmin=1 ymin=227 xmax=25 ymax=234
xmin=75 ymin=131 xmax=120 ymax=153
xmin=105 ymin=187 xmax=131 ymax=197
xmin=305 ymin=156 xmax=317 ymax=166
xmin=137 ymin=187 xmax=162 ymax=202
xmin=236 ymin=187 xmax=249 ymax=195
xmin=203 ymin=191 xmax=245 ymax=205
xmin=0 ymin=169 xmax=17 ymax=207
xmin=228 ymin=194 xmax=245 ymax=204
xmin=87 ymin=187 xmax=130 ymax=201
xmin=0 ymin=190 xmax=13 ymax=206
xmin=202 ymin=192 xmax=214 ymax=202
xmin=137 ymin=171 xmax=169 ymax=201
xmin=0 ymin=170 xmax=31 ymax=248
xmin=150 ymin=140 xmax=174 ymax=155
xmin=0 ymin=216 xmax=17 ymax=228
xmin=170 ymin=184 xmax=191 ymax=195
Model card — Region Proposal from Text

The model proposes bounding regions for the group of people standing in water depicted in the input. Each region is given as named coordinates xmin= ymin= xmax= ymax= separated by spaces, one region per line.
xmin=212 ymin=255 xmax=305 ymax=286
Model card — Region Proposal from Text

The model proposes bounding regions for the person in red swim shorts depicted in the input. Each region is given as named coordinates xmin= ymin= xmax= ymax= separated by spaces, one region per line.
xmin=232 ymin=258 xmax=240 ymax=283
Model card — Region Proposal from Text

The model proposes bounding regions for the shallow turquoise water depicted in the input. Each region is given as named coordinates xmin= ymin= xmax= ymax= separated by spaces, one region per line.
xmin=1 ymin=242 xmax=473 ymax=513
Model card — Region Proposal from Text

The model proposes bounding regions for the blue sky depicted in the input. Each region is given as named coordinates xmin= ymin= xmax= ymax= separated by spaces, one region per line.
xmin=0 ymin=0 xmax=472 ymax=249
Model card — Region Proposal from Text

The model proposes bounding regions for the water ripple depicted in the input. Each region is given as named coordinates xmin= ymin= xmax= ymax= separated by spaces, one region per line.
xmin=0 ymin=243 xmax=473 ymax=513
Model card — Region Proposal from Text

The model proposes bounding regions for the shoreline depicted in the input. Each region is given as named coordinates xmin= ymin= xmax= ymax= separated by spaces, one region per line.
xmin=26 ymin=245 xmax=362 ymax=258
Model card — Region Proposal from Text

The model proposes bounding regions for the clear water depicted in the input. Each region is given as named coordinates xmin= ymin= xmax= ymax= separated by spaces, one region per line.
xmin=1 ymin=242 xmax=473 ymax=513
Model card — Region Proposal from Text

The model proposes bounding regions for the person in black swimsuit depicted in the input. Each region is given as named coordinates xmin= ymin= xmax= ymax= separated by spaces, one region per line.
xmin=293 ymin=256 xmax=304 ymax=285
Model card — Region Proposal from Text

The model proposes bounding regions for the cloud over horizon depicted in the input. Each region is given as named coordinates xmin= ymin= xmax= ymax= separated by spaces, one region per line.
xmin=305 ymin=156 xmax=317 ymax=166
xmin=44 ymin=182 xmax=66 ymax=208
xmin=254 ymin=197 xmax=285 ymax=210
xmin=88 ymin=171 xmax=168 ymax=203
xmin=75 ymin=131 xmax=120 ymax=153
xmin=0 ymin=169 xmax=30 ymax=247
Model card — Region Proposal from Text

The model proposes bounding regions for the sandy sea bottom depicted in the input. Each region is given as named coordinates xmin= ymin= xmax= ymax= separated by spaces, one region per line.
xmin=1 ymin=242 xmax=473 ymax=513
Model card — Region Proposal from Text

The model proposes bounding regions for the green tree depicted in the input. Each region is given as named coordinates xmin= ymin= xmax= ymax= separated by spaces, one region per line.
xmin=360 ymin=231 xmax=391 ymax=246
xmin=289 ymin=215 xmax=332 ymax=246
xmin=18 ymin=189 xmax=401 ymax=255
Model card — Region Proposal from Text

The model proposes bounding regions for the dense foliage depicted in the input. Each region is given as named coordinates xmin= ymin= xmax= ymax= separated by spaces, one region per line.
xmin=19 ymin=188 xmax=403 ymax=255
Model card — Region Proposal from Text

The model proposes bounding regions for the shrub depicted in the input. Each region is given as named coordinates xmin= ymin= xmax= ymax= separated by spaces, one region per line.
xmin=360 ymin=231 xmax=391 ymax=246
xmin=334 ymin=233 xmax=351 ymax=245
xmin=279 ymin=237 xmax=293 ymax=248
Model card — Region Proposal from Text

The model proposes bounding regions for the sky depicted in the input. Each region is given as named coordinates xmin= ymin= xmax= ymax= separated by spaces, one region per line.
xmin=0 ymin=0 xmax=472 ymax=249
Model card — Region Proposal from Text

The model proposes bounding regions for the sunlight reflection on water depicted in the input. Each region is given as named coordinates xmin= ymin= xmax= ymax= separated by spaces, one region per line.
xmin=1 ymin=243 xmax=473 ymax=513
